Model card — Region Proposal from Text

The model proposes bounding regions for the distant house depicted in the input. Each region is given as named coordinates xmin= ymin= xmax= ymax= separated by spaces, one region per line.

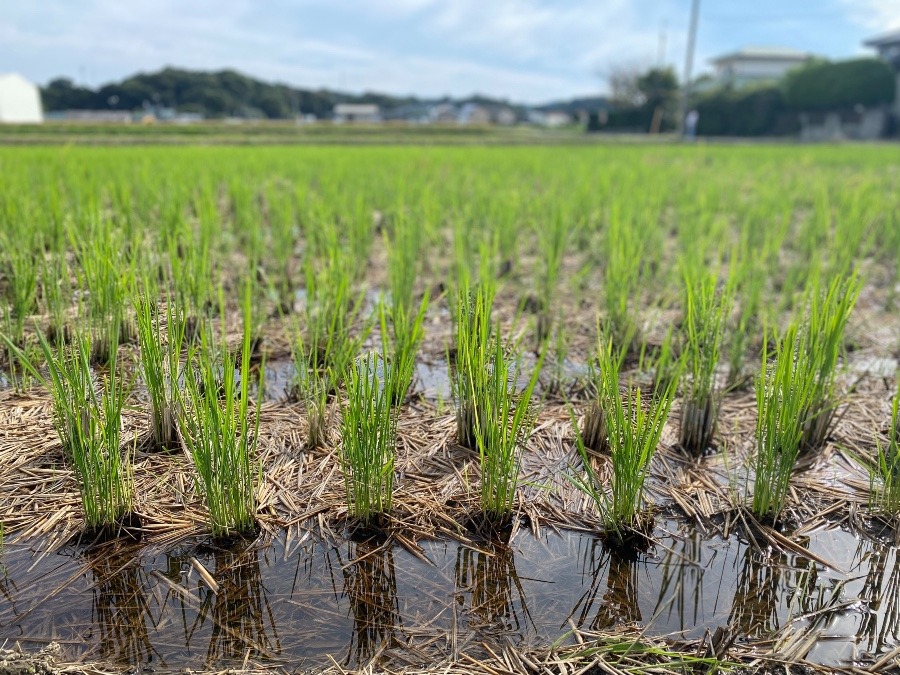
xmin=333 ymin=104 xmax=381 ymax=123
xmin=458 ymin=103 xmax=490 ymax=125
xmin=527 ymin=110 xmax=572 ymax=127
xmin=0 ymin=73 xmax=43 ymax=124
xmin=494 ymin=107 xmax=517 ymax=125
xmin=865 ymin=30 xmax=900 ymax=120
xmin=710 ymin=47 xmax=814 ymax=88
xmin=45 ymin=110 xmax=132 ymax=123
xmin=429 ymin=103 xmax=459 ymax=123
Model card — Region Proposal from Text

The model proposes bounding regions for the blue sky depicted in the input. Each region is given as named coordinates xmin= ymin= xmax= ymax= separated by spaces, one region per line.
xmin=2 ymin=0 xmax=897 ymax=103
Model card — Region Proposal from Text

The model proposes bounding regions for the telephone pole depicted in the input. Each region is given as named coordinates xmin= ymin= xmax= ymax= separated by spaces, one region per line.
xmin=677 ymin=0 xmax=700 ymax=135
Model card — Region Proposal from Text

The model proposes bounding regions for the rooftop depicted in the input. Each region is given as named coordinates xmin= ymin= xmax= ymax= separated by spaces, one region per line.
xmin=710 ymin=46 xmax=813 ymax=65
xmin=864 ymin=30 xmax=900 ymax=48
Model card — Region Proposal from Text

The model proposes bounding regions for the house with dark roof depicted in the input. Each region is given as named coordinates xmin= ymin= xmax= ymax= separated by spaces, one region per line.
xmin=865 ymin=30 xmax=900 ymax=121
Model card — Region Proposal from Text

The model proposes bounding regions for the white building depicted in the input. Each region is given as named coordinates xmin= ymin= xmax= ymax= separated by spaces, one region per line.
xmin=0 ymin=73 xmax=43 ymax=124
xmin=710 ymin=47 xmax=813 ymax=88
xmin=333 ymin=104 xmax=381 ymax=123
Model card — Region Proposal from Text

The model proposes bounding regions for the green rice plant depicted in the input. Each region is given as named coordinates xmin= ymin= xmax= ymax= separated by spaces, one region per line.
xmin=340 ymin=352 xmax=398 ymax=526
xmin=178 ymin=285 xmax=262 ymax=539
xmin=0 ymin=230 xmax=40 ymax=346
xmin=381 ymin=211 xmax=429 ymax=403
xmin=473 ymin=333 xmax=544 ymax=522
xmin=453 ymin=280 xmax=495 ymax=449
xmin=41 ymin=255 xmax=72 ymax=346
xmin=678 ymin=264 xmax=733 ymax=454
xmin=5 ymin=331 xmax=133 ymax=531
xmin=534 ymin=208 xmax=570 ymax=344
xmin=727 ymin=254 xmax=765 ymax=389
xmin=289 ymin=320 xmax=332 ymax=449
xmin=798 ymin=273 xmax=861 ymax=452
xmin=380 ymin=294 xmax=428 ymax=405
xmin=750 ymin=325 xmax=819 ymax=523
xmin=867 ymin=379 xmax=900 ymax=516
xmin=133 ymin=286 xmax=186 ymax=450
xmin=303 ymin=250 xmax=370 ymax=377
xmin=265 ymin=183 xmax=298 ymax=312
xmin=604 ymin=206 xmax=643 ymax=351
xmin=72 ymin=222 xmax=135 ymax=364
xmin=569 ymin=333 xmax=678 ymax=544
xmin=581 ymin=330 xmax=630 ymax=454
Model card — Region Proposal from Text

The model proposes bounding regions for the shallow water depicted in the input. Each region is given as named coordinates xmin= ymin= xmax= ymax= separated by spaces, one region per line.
xmin=0 ymin=520 xmax=895 ymax=671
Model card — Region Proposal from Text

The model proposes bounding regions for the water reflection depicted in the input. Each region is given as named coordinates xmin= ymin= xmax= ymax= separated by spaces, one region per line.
xmin=339 ymin=540 xmax=401 ymax=666
xmin=455 ymin=541 xmax=532 ymax=634
xmin=198 ymin=547 xmax=280 ymax=665
xmin=570 ymin=538 xmax=640 ymax=630
xmin=858 ymin=542 xmax=900 ymax=656
xmin=88 ymin=551 xmax=156 ymax=665
xmin=0 ymin=524 xmax=894 ymax=670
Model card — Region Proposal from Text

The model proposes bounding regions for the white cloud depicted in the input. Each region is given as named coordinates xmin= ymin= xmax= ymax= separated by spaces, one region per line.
xmin=0 ymin=0 xmax=776 ymax=102
xmin=840 ymin=0 xmax=900 ymax=31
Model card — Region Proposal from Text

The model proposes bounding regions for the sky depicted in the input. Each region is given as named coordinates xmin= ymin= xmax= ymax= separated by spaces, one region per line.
xmin=2 ymin=0 xmax=898 ymax=104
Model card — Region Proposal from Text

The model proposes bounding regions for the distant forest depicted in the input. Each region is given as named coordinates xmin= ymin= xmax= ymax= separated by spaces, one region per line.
xmin=40 ymin=67 xmax=516 ymax=119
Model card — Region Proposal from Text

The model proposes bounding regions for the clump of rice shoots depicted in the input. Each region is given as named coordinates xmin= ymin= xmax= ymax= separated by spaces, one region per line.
xmin=340 ymin=353 xmax=399 ymax=529
xmin=380 ymin=295 xmax=428 ymax=405
xmin=534 ymin=209 xmax=570 ymax=345
xmin=867 ymin=379 xmax=900 ymax=517
xmin=303 ymin=251 xmax=369 ymax=377
xmin=74 ymin=225 xmax=134 ymax=365
xmin=10 ymin=331 xmax=134 ymax=534
xmin=570 ymin=334 xmax=677 ymax=549
xmin=797 ymin=273 xmax=860 ymax=452
xmin=473 ymin=334 xmax=543 ymax=527
xmin=453 ymin=281 xmax=495 ymax=449
xmin=133 ymin=288 xmax=185 ymax=451
xmin=382 ymin=211 xmax=429 ymax=403
xmin=604 ymin=206 xmax=643 ymax=352
xmin=750 ymin=325 xmax=819 ymax=524
xmin=290 ymin=321 xmax=332 ymax=449
xmin=581 ymin=330 xmax=630 ymax=454
xmin=679 ymin=266 xmax=733 ymax=454
xmin=178 ymin=286 xmax=262 ymax=540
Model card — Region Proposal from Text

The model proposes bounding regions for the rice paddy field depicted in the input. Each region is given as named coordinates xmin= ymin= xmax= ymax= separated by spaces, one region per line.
xmin=1 ymin=143 xmax=900 ymax=674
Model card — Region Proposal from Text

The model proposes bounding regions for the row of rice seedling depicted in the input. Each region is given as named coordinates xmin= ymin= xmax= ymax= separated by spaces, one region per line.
xmin=1 ymin=145 xmax=897 ymax=554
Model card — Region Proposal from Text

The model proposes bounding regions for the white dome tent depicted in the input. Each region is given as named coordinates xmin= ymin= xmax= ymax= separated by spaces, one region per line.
xmin=0 ymin=73 xmax=43 ymax=124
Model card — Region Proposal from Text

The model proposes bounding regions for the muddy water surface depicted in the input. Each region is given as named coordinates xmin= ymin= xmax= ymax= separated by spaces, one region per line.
xmin=1 ymin=520 xmax=895 ymax=671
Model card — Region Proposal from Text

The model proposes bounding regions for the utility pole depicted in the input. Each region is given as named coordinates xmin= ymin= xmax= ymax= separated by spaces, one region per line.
xmin=677 ymin=0 xmax=700 ymax=135
xmin=658 ymin=21 xmax=667 ymax=67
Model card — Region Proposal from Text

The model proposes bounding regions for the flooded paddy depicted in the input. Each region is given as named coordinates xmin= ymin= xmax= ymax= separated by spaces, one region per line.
xmin=2 ymin=520 xmax=897 ymax=670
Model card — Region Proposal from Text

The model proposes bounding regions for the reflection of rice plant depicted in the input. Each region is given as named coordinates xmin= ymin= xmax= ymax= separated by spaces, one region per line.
xmin=570 ymin=334 xmax=677 ymax=544
xmin=679 ymin=266 xmax=732 ymax=454
xmin=179 ymin=286 xmax=262 ymax=539
xmin=89 ymin=550 xmax=154 ymax=664
xmin=750 ymin=325 xmax=818 ymax=523
xmin=340 ymin=353 xmax=398 ymax=526
xmin=454 ymin=541 xmax=530 ymax=630
xmin=341 ymin=540 xmax=400 ymax=666
xmin=203 ymin=547 xmax=279 ymax=663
